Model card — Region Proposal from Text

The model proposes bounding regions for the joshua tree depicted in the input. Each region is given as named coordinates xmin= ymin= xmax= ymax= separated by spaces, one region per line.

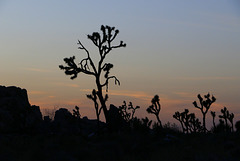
xmin=59 ymin=25 xmax=126 ymax=124
xmin=146 ymin=95 xmax=162 ymax=128
xmin=119 ymin=101 xmax=131 ymax=122
xmin=128 ymin=102 xmax=140 ymax=120
xmin=73 ymin=106 xmax=81 ymax=119
xmin=219 ymin=107 xmax=234 ymax=132
xmin=173 ymin=109 xmax=202 ymax=134
xmin=192 ymin=93 xmax=216 ymax=133
xmin=188 ymin=113 xmax=202 ymax=133
xmin=86 ymin=89 xmax=104 ymax=128
xmin=119 ymin=101 xmax=140 ymax=122
xmin=228 ymin=113 xmax=234 ymax=132
xmin=173 ymin=111 xmax=185 ymax=133
xmin=210 ymin=111 xmax=216 ymax=130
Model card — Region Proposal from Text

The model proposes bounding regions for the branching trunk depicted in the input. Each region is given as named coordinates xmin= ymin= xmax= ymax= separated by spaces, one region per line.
xmin=59 ymin=25 xmax=126 ymax=125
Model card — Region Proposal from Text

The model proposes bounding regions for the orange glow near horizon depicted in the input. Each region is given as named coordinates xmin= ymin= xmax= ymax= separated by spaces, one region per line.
xmin=27 ymin=88 xmax=240 ymax=128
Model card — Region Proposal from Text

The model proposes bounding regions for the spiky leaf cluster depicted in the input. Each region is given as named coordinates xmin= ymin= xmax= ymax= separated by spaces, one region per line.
xmin=146 ymin=95 xmax=160 ymax=115
xmin=193 ymin=93 xmax=216 ymax=114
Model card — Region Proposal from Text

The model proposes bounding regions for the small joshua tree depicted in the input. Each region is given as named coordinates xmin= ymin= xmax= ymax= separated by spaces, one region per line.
xmin=193 ymin=93 xmax=216 ymax=133
xmin=86 ymin=89 xmax=105 ymax=128
xmin=119 ymin=101 xmax=131 ymax=122
xmin=173 ymin=111 xmax=185 ymax=133
xmin=128 ymin=102 xmax=140 ymax=120
xmin=73 ymin=106 xmax=81 ymax=119
xmin=219 ymin=107 xmax=234 ymax=132
xmin=211 ymin=111 xmax=216 ymax=130
xmin=146 ymin=95 xmax=162 ymax=128
xmin=173 ymin=109 xmax=202 ymax=134
xmin=59 ymin=25 xmax=126 ymax=124
xmin=119 ymin=101 xmax=140 ymax=122
xmin=188 ymin=113 xmax=202 ymax=133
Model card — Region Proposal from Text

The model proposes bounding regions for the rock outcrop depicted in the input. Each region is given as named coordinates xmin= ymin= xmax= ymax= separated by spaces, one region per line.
xmin=0 ymin=85 xmax=42 ymax=133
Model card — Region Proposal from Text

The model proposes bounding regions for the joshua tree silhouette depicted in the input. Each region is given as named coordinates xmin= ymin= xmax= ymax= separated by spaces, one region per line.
xmin=193 ymin=93 xmax=216 ymax=133
xmin=219 ymin=107 xmax=234 ymax=132
xmin=173 ymin=109 xmax=202 ymax=133
xmin=73 ymin=106 xmax=81 ymax=119
xmin=146 ymin=95 xmax=162 ymax=128
xmin=119 ymin=101 xmax=140 ymax=122
xmin=86 ymin=89 xmax=104 ymax=128
xmin=59 ymin=25 xmax=126 ymax=124
xmin=210 ymin=111 xmax=216 ymax=130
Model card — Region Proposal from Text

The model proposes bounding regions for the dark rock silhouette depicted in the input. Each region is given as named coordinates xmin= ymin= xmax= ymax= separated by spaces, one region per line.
xmin=52 ymin=108 xmax=81 ymax=134
xmin=0 ymin=85 xmax=42 ymax=133
xmin=108 ymin=104 xmax=127 ymax=132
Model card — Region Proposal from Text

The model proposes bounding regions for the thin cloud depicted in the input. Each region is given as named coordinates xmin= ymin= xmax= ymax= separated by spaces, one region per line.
xmin=80 ymin=89 xmax=153 ymax=101
xmin=56 ymin=82 xmax=80 ymax=88
xmin=28 ymin=91 xmax=46 ymax=95
xmin=24 ymin=67 xmax=52 ymax=73
xmin=173 ymin=92 xmax=196 ymax=99
xmin=177 ymin=76 xmax=239 ymax=81
xmin=48 ymin=96 xmax=56 ymax=98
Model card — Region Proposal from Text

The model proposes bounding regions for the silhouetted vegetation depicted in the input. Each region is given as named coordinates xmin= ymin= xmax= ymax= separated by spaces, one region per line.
xmin=192 ymin=93 xmax=216 ymax=133
xmin=86 ymin=89 xmax=102 ymax=129
xmin=173 ymin=109 xmax=203 ymax=133
xmin=219 ymin=107 xmax=234 ymax=132
xmin=118 ymin=101 xmax=140 ymax=122
xmin=1 ymin=25 xmax=240 ymax=161
xmin=59 ymin=25 xmax=126 ymax=125
xmin=211 ymin=111 xmax=216 ymax=131
xmin=146 ymin=95 xmax=162 ymax=128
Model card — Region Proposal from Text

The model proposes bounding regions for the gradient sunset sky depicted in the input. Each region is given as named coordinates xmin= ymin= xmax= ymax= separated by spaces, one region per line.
xmin=1 ymin=0 xmax=240 ymax=125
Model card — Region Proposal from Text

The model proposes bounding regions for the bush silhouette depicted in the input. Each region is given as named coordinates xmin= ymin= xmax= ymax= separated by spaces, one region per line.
xmin=192 ymin=93 xmax=216 ymax=133
xmin=59 ymin=25 xmax=126 ymax=124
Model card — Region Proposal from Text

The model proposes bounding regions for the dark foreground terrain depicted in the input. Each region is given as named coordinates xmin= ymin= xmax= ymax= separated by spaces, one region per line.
xmin=0 ymin=132 xmax=240 ymax=161
xmin=1 ymin=86 xmax=240 ymax=161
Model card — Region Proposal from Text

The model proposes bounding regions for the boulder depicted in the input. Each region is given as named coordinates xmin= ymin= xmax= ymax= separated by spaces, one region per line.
xmin=108 ymin=104 xmax=128 ymax=132
xmin=52 ymin=108 xmax=79 ymax=134
xmin=0 ymin=85 xmax=42 ymax=133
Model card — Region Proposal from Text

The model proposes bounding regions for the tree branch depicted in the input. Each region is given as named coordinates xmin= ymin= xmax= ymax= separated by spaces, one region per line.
xmin=101 ymin=76 xmax=120 ymax=92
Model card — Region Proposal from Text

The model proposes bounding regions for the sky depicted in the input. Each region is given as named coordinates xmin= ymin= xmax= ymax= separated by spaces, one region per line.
xmin=0 ymin=0 xmax=240 ymax=127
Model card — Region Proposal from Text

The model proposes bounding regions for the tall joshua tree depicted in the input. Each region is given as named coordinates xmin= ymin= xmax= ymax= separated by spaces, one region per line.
xmin=193 ymin=93 xmax=216 ymax=133
xmin=59 ymin=25 xmax=126 ymax=123
xmin=146 ymin=95 xmax=162 ymax=128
